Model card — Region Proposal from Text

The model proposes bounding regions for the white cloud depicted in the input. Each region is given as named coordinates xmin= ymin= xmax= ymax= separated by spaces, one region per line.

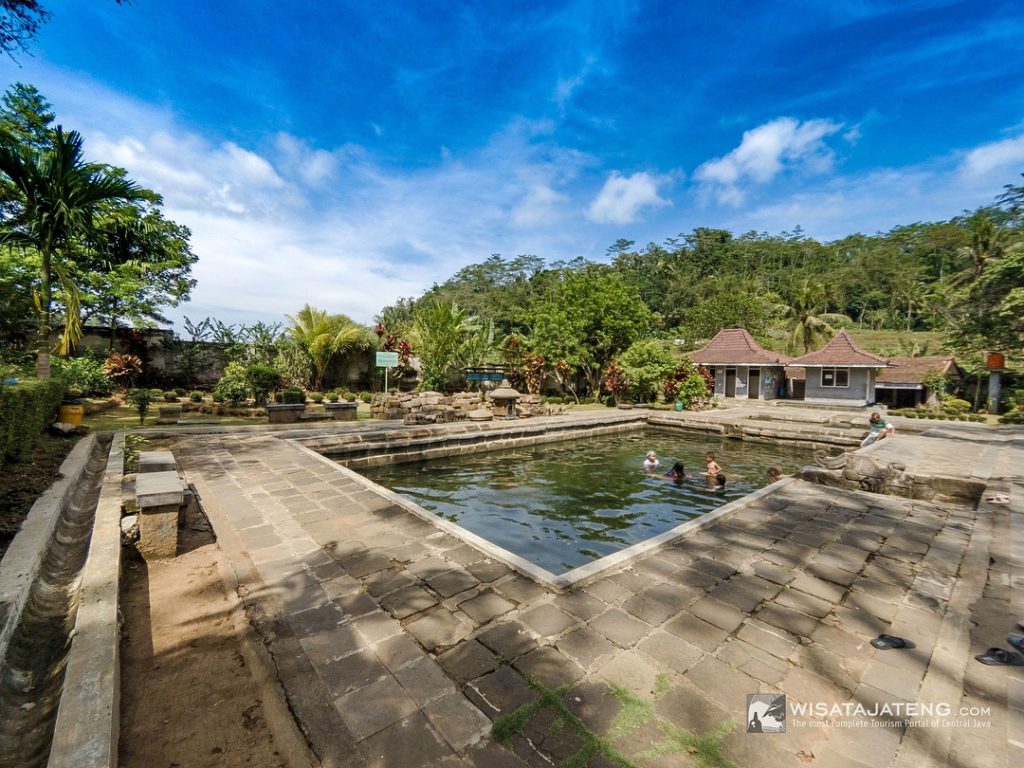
xmin=274 ymin=133 xmax=342 ymax=187
xmin=512 ymin=184 xmax=569 ymax=227
xmin=959 ymin=134 xmax=1024 ymax=181
xmin=710 ymin=130 xmax=1024 ymax=240
xmin=586 ymin=171 xmax=670 ymax=224
xmin=693 ymin=117 xmax=844 ymax=205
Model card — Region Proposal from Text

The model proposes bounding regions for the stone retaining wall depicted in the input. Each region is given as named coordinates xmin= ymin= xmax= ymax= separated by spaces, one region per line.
xmin=370 ymin=391 xmax=550 ymax=423
xmin=297 ymin=411 xmax=646 ymax=468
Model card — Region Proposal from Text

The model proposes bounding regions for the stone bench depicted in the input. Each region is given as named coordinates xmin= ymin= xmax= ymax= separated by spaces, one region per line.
xmin=325 ymin=401 xmax=358 ymax=421
xmin=135 ymin=451 xmax=188 ymax=560
xmin=299 ymin=412 xmax=333 ymax=422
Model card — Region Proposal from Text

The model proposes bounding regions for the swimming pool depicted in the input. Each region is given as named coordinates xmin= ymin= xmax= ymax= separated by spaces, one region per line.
xmin=359 ymin=428 xmax=809 ymax=574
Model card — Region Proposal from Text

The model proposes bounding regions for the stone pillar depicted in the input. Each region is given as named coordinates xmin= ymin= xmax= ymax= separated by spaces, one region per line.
xmin=988 ymin=369 xmax=1002 ymax=414
xmin=136 ymin=470 xmax=184 ymax=560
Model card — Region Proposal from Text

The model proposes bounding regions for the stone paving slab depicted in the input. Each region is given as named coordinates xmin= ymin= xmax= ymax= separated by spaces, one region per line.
xmin=172 ymin=418 xmax=1022 ymax=767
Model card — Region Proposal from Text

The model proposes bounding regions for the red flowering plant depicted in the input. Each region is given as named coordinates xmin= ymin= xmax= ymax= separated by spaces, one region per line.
xmin=103 ymin=352 xmax=143 ymax=390
xmin=522 ymin=353 xmax=545 ymax=395
xmin=376 ymin=325 xmax=413 ymax=379
xmin=603 ymin=361 xmax=629 ymax=404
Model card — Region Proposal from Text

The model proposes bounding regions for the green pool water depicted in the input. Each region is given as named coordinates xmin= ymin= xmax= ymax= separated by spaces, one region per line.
xmin=360 ymin=428 xmax=809 ymax=574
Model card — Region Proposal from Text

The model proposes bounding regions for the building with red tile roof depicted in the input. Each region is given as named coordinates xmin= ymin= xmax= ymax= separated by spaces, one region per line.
xmin=785 ymin=330 xmax=889 ymax=405
xmin=688 ymin=328 xmax=790 ymax=400
xmin=874 ymin=355 xmax=962 ymax=408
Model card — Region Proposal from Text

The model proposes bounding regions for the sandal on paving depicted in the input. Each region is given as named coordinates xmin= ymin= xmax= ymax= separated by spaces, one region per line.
xmin=974 ymin=647 xmax=1024 ymax=666
xmin=870 ymin=634 xmax=913 ymax=650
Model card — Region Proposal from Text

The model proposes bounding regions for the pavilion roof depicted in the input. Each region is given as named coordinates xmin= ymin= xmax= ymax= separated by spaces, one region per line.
xmin=786 ymin=330 xmax=889 ymax=368
xmin=876 ymin=356 xmax=959 ymax=384
xmin=689 ymin=328 xmax=790 ymax=365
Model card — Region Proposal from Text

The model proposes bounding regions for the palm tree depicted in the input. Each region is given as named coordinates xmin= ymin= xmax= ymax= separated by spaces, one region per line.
xmin=285 ymin=305 xmax=369 ymax=391
xmin=779 ymin=279 xmax=851 ymax=354
xmin=0 ymin=126 xmax=142 ymax=377
xmin=954 ymin=213 xmax=1008 ymax=283
xmin=408 ymin=300 xmax=478 ymax=391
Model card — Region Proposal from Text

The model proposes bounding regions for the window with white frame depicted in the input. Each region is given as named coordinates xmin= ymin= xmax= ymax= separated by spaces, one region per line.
xmin=820 ymin=367 xmax=849 ymax=388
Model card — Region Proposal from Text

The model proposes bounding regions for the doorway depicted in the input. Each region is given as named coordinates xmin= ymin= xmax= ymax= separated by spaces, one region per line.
xmin=748 ymin=368 xmax=760 ymax=399
xmin=725 ymin=368 xmax=737 ymax=397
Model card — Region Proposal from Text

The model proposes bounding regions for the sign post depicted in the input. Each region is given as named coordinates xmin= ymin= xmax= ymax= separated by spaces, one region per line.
xmin=376 ymin=351 xmax=399 ymax=393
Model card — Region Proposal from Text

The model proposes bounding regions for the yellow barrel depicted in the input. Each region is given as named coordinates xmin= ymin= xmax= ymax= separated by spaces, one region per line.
xmin=58 ymin=402 xmax=84 ymax=426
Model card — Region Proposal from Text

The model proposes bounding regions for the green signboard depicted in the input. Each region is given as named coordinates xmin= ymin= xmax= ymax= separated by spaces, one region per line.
xmin=376 ymin=351 xmax=399 ymax=367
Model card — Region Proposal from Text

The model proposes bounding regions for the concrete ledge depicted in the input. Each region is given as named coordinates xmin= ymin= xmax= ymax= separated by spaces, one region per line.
xmin=48 ymin=433 xmax=124 ymax=768
xmin=0 ymin=435 xmax=97 ymax=663
xmin=299 ymin=410 xmax=646 ymax=467
xmin=138 ymin=450 xmax=176 ymax=473
xmin=136 ymin=471 xmax=185 ymax=508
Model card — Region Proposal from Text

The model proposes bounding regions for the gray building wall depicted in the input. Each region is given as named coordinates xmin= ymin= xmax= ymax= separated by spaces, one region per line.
xmin=803 ymin=367 xmax=876 ymax=405
xmin=710 ymin=365 xmax=786 ymax=400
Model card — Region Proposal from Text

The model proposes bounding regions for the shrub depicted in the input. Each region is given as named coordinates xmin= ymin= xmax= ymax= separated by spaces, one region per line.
xmin=244 ymin=363 xmax=282 ymax=406
xmin=103 ymin=352 xmax=143 ymax=388
xmin=344 ymin=391 xmax=357 ymax=402
xmin=359 ymin=391 xmax=372 ymax=403
xmin=214 ymin=375 xmax=249 ymax=407
xmin=327 ymin=392 xmax=340 ymax=403
xmin=51 ymin=355 xmax=113 ymax=396
xmin=189 ymin=390 xmax=204 ymax=402
xmin=174 ymin=387 xmax=187 ymax=397
xmin=163 ymin=390 xmax=179 ymax=402
xmin=282 ymin=389 xmax=305 ymax=405
xmin=999 ymin=410 xmax=1024 ymax=424
xmin=1 ymin=378 xmax=65 ymax=465
xmin=211 ymin=392 xmax=224 ymax=403
xmin=126 ymin=388 xmax=158 ymax=425
xmin=310 ymin=392 xmax=324 ymax=403
xmin=942 ymin=397 xmax=972 ymax=414
xmin=273 ymin=391 xmax=284 ymax=404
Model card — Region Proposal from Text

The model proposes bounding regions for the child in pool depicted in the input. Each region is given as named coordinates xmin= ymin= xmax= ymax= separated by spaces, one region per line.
xmin=702 ymin=452 xmax=722 ymax=477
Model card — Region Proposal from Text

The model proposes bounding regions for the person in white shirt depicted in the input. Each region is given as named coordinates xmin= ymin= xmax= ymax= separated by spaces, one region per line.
xmin=643 ymin=450 xmax=659 ymax=472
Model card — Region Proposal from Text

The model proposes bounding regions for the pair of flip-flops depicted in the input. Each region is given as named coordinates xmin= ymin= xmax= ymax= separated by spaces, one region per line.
xmin=870 ymin=634 xmax=914 ymax=650
xmin=975 ymin=635 xmax=1024 ymax=666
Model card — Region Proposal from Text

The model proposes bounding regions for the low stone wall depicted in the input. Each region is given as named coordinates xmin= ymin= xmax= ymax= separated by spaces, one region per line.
xmin=370 ymin=391 xmax=548 ymax=423
xmin=297 ymin=411 xmax=646 ymax=468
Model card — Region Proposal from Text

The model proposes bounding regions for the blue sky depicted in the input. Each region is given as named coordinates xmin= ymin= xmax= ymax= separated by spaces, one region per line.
xmin=3 ymin=0 xmax=1023 ymax=328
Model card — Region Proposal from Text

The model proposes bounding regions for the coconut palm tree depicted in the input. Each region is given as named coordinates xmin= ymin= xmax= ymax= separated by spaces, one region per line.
xmin=0 ymin=126 xmax=142 ymax=377
xmin=285 ymin=305 xmax=370 ymax=391
xmin=779 ymin=279 xmax=851 ymax=354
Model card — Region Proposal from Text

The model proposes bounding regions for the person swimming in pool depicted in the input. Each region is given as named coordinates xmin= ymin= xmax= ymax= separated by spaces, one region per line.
xmin=664 ymin=461 xmax=686 ymax=481
xmin=643 ymin=450 xmax=660 ymax=472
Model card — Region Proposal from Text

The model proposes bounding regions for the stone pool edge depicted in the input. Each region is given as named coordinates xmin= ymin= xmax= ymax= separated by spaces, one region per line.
xmin=288 ymin=435 xmax=804 ymax=593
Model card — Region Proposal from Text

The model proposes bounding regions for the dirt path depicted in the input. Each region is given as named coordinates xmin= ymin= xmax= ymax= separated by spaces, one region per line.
xmin=119 ymin=504 xmax=317 ymax=768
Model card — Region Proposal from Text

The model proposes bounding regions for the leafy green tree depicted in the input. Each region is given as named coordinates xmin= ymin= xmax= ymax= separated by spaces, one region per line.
xmin=285 ymin=305 xmax=370 ymax=391
xmin=0 ymin=126 xmax=143 ymax=377
xmin=77 ymin=200 xmax=198 ymax=335
xmin=526 ymin=264 xmax=652 ymax=395
xmin=0 ymin=1 xmax=49 ymax=57
xmin=616 ymin=339 xmax=676 ymax=402
xmin=0 ymin=82 xmax=53 ymax=151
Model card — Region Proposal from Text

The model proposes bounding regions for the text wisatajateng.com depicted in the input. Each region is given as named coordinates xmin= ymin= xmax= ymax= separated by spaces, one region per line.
xmin=788 ymin=701 xmax=991 ymax=728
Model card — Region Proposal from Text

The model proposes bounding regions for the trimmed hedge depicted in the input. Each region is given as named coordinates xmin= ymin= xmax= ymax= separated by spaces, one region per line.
xmin=1 ymin=378 xmax=66 ymax=465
